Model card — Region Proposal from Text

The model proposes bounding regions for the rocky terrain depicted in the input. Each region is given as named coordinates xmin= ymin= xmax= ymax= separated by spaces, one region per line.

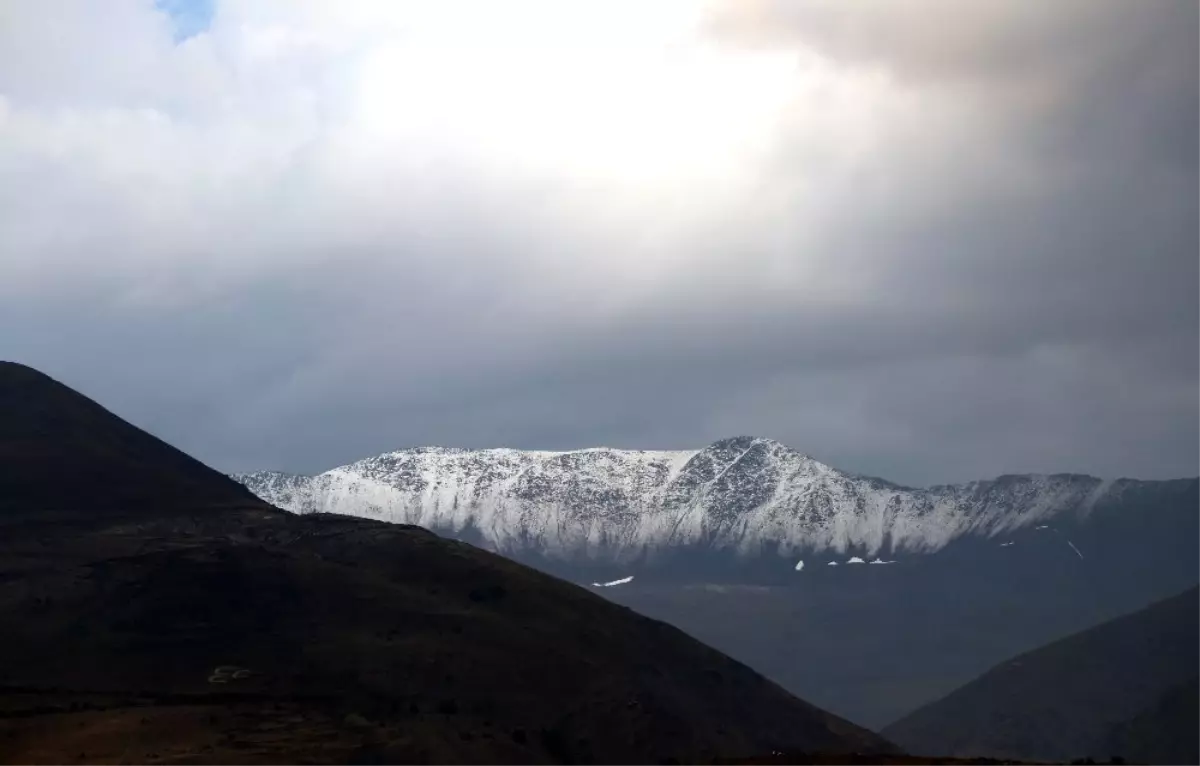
xmin=233 ymin=441 xmax=1188 ymax=573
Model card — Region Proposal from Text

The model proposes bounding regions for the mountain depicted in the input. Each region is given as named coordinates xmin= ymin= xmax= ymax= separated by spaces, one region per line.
xmin=0 ymin=361 xmax=268 ymax=514
xmin=881 ymin=586 xmax=1200 ymax=763
xmin=232 ymin=438 xmax=1193 ymax=577
xmin=234 ymin=441 xmax=1198 ymax=731
xmin=1107 ymin=675 xmax=1199 ymax=765
xmin=0 ymin=362 xmax=892 ymax=764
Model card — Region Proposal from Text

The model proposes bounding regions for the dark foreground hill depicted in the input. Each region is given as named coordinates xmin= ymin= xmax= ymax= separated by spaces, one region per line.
xmin=1106 ymin=675 xmax=1199 ymax=765
xmin=0 ymin=362 xmax=891 ymax=764
xmin=882 ymin=585 xmax=1199 ymax=764
xmin=0 ymin=361 xmax=269 ymax=514
xmin=712 ymin=754 xmax=1043 ymax=765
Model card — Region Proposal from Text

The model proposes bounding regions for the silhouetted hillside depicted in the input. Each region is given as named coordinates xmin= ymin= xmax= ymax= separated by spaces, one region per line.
xmin=882 ymin=586 xmax=1199 ymax=763
xmin=1106 ymin=675 xmax=1199 ymax=765
xmin=0 ymin=361 xmax=268 ymax=514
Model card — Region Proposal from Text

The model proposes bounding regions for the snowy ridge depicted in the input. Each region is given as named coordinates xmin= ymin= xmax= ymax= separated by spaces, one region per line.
xmin=233 ymin=436 xmax=1121 ymax=562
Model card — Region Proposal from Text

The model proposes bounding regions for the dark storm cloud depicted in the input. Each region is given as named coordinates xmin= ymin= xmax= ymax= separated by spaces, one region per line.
xmin=0 ymin=0 xmax=1195 ymax=486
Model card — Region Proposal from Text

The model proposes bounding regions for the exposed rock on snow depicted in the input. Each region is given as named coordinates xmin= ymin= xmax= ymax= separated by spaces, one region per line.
xmin=234 ymin=436 xmax=1124 ymax=563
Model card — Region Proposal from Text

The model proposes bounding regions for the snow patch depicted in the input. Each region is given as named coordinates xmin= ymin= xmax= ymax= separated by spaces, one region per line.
xmin=1080 ymin=478 xmax=1113 ymax=516
xmin=592 ymin=576 xmax=634 ymax=587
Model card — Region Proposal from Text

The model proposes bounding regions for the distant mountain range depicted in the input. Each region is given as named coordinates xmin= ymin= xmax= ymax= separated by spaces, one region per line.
xmin=233 ymin=438 xmax=1196 ymax=581
xmin=236 ymin=441 xmax=1198 ymax=733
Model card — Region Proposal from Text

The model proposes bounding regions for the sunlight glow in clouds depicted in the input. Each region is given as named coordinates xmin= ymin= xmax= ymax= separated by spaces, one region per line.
xmin=0 ymin=0 xmax=904 ymax=299
xmin=349 ymin=0 xmax=803 ymax=187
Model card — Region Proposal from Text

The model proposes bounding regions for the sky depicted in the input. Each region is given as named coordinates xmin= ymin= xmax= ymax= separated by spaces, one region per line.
xmin=0 ymin=0 xmax=1196 ymax=486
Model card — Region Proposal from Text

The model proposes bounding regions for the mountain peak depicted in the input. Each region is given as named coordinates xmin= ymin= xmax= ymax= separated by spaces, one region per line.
xmin=0 ymin=361 xmax=270 ymax=515
xmin=0 ymin=359 xmax=43 ymax=372
xmin=705 ymin=435 xmax=821 ymax=462
xmin=709 ymin=435 xmax=763 ymax=450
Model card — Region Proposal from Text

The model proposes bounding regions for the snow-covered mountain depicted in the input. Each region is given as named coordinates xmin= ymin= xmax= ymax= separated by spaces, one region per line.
xmin=233 ymin=436 xmax=1198 ymax=723
xmin=232 ymin=435 xmax=1139 ymax=562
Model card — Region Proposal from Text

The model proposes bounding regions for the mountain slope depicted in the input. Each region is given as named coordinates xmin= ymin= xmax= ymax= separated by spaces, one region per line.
xmin=0 ymin=362 xmax=892 ymax=764
xmin=1107 ymin=675 xmax=1199 ymax=765
xmin=233 ymin=439 xmax=1186 ymax=567
xmin=0 ymin=361 xmax=268 ymax=514
xmin=881 ymin=586 xmax=1200 ymax=763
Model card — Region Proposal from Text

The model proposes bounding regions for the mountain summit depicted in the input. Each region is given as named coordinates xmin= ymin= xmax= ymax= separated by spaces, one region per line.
xmin=0 ymin=361 xmax=267 ymax=514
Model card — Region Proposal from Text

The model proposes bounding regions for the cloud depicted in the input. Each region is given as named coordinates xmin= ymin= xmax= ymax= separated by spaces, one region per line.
xmin=0 ymin=0 xmax=1195 ymax=485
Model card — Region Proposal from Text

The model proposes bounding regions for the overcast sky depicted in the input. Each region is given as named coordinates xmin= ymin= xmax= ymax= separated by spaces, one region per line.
xmin=1 ymin=0 xmax=1196 ymax=485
